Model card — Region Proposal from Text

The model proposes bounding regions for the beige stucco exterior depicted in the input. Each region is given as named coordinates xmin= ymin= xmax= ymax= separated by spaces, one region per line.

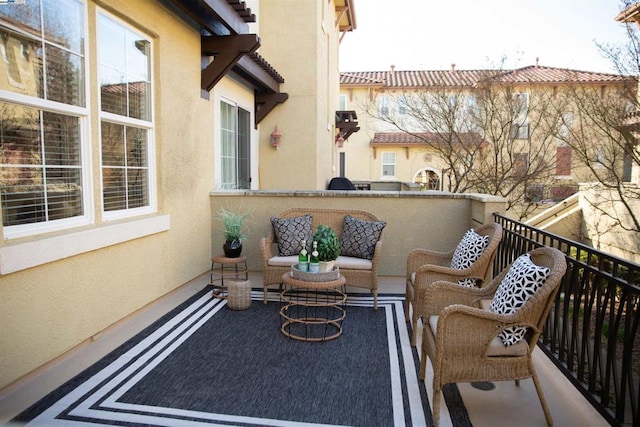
xmin=340 ymin=75 xmax=633 ymax=196
xmin=0 ymin=0 xmax=355 ymax=390
xmin=257 ymin=0 xmax=342 ymax=190
xmin=0 ymin=0 xmax=215 ymax=389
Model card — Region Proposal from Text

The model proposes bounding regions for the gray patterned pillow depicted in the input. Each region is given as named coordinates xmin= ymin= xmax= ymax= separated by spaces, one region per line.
xmin=339 ymin=215 xmax=386 ymax=260
xmin=450 ymin=229 xmax=489 ymax=287
xmin=489 ymin=253 xmax=550 ymax=346
xmin=270 ymin=215 xmax=312 ymax=256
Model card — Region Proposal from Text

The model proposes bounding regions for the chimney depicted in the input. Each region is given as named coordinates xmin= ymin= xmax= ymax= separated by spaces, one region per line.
xmin=535 ymin=57 xmax=539 ymax=67
xmin=451 ymin=63 xmax=456 ymax=71
xmin=390 ymin=64 xmax=395 ymax=76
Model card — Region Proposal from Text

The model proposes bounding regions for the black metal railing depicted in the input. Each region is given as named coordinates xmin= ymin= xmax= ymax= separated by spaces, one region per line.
xmin=494 ymin=214 xmax=640 ymax=426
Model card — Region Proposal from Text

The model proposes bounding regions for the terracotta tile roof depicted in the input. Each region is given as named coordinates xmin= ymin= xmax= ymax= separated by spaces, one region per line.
xmin=493 ymin=66 xmax=631 ymax=84
xmin=341 ymin=70 xmax=498 ymax=88
xmin=341 ymin=65 xmax=633 ymax=88
xmin=371 ymin=132 xmax=485 ymax=146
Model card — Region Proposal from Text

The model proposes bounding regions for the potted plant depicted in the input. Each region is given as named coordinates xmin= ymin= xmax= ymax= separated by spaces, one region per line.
xmin=312 ymin=224 xmax=340 ymax=272
xmin=218 ymin=208 xmax=251 ymax=258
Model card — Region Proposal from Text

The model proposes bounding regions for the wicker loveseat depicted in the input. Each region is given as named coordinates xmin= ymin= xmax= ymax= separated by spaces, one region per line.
xmin=260 ymin=208 xmax=384 ymax=309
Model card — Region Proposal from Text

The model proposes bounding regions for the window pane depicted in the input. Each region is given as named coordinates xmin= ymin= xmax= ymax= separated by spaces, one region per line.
xmin=0 ymin=0 xmax=41 ymax=39
xmin=0 ymin=102 xmax=83 ymax=226
xmin=98 ymin=13 xmax=151 ymax=121
xmin=102 ymin=166 xmax=125 ymax=211
xmin=126 ymin=126 xmax=147 ymax=167
xmin=98 ymin=14 xmax=126 ymax=72
xmin=127 ymin=34 xmax=149 ymax=82
xmin=101 ymin=121 xmax=125 ymax=166
xmin=45 ymin=44 xmax=84 ymax=106
xmin=128 ymin=80 xmax=150 ymax=120
xmin=127 ymin=168 xmax=147 ymax=208
xmin=45 ymin=166 xmax=82 ymax=220
xmin=101 ymin=122 xmax=148 ymax=212
xmin=42 ymin=0 xmax=84 ymax=53
xmin=0 ymin=27 xmax=44 ymax=98
xmin=1 ymin=0 xmax=84 ymax=106
xmin=100 ymin=67 xmax=127 ymax=116
xmin=42 ymin=110 xmax=80 ymax=166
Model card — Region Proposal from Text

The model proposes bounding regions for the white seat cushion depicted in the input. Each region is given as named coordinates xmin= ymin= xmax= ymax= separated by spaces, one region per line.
xmin=428 ymin=315 xmax=529 ymax=357
xmin=268 ymin=255 xmax=372 ymax=270
xmin=267 ymin=255 xmax=298 ymax=266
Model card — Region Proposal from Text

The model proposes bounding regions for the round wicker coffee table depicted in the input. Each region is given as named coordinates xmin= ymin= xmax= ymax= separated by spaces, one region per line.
xmin=279 ymin=272 xmax=347 ymax=342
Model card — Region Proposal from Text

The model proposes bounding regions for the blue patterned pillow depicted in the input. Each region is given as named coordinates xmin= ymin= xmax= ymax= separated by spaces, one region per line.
xmin=339 ymin=215 xmax=386 ymax=260
xmin=450 ymin=229 xmax=489 ymax=287
xmin=489 ymin=253 xmax=550 ymax=346
xmin=270 ymin=215 xmax=312 ymax=256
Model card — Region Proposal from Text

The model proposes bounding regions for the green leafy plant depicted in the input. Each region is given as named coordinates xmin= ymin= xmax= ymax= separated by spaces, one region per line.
xmin=312 ymin=225 xmax=340 ymax=261
xmin=218 ymin=208 xmax=251 ymax=245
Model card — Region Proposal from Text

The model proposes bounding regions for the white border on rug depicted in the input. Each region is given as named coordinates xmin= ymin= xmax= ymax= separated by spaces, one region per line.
xmin=26 ymin=291 xmax=449 ymax=427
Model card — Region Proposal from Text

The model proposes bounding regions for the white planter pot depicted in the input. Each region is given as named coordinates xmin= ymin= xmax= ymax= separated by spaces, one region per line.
xmin=318 ymin=260 xmax=335 ymax=273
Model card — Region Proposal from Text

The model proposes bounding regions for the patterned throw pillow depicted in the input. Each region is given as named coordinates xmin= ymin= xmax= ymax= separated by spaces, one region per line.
xmin=489 ymin=253 xmax=551 ymax=346
xmin=270 ymin=215 xmax=313 ymax=256
xmin=450 ymin=229 xmax=490 ymax=287
xmin=339 ymin=215 xmax=386 ymax=260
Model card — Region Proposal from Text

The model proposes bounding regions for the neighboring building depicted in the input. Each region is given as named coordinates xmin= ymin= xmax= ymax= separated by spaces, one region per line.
xmin=0 ymin=0 xmax=355 ymax=390
xmin=339 ymin=65 xmax=635 ymax=201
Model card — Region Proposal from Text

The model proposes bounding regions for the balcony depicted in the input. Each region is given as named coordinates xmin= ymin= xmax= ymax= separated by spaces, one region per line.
xmin=0 ymin=189 xmax=636 ymax=426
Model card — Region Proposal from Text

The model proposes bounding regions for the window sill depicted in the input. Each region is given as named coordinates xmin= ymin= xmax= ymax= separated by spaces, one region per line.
xmin=0 ymin=215 xmax=170 ymax=275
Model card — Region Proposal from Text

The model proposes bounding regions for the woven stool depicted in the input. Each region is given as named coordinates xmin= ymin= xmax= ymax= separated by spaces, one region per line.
xmin=227 ymin=280 xmax=252 ymax=310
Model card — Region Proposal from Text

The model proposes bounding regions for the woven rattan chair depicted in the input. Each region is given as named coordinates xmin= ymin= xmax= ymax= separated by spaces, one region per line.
xmin=419 ymin=247 xmax=567 ymax=427
xmin=405 ymin=222 xmax=502 ymax=345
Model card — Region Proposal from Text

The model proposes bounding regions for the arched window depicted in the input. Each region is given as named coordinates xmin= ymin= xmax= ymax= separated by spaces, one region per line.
xmin=414 ymin=169 xmax=440 ymax=190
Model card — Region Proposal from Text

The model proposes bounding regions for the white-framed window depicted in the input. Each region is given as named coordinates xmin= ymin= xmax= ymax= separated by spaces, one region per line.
xmin=339 ymin=93 xmax=347 ymax=111
xmin=381 ymin=152 xmax=396 ymax=178
xmin=510 ymin=123 xmax=530 ymax=140
xmin=398 ymin=95 xmax=407 ymax=115
xmin=220 ymin=100 xmax=250 ymax=189
xmin=595 ymin=146 xmax=606 ymax=168
xmin=98 ymin=10 xmax=155 ymax=220
xmin=0 ymin=0 xmax=91 ymax=239
xmin=379 ymin=95 xmax=388 ymax=117
xmin=512 ymin=92 xmax=529 ymax=125
xmin=557 ymin=112 xmax=573 ymax=140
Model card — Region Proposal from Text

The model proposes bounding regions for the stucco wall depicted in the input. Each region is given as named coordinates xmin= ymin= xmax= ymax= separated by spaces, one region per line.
xmin=257 ymin=0 xmax=341 ymax=190
xmin=210 ymin=190 xmax=507 ymax=277
xmin=580 ymin=185 xmax=640 ymax=263
xmin=0 ymin=1 xmax=214 ymax=389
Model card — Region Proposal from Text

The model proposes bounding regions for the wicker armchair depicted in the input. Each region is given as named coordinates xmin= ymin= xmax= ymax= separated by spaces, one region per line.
xmin=260 ymin=208 xmax=384 ymax=308
xmin=419 ymin=247 xmax=567 ymax=427
xmin=405 ymin=222 xmax=503 ymax=345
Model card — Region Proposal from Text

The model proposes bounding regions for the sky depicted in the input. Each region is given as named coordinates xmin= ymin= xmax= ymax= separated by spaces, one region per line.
xmin=339 ymin=0 xmax=633 ymax=73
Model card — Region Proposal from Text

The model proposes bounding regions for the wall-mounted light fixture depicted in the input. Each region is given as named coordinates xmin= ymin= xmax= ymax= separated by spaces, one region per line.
xmin=335 ymin=132 xmax=345 ymax=148
xmin=271 ymin=125 xmax=282 ymax=149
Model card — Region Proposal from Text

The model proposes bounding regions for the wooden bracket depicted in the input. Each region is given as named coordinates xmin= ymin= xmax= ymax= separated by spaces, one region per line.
xmin=201 ymin=34 xmax=260 ymax=92
xmin=255 ymin=92 xmax=289 ymax=125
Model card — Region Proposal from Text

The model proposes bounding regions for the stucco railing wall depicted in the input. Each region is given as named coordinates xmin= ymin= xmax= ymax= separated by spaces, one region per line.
xmin=210 ymin=190 xmax=507 ymax=276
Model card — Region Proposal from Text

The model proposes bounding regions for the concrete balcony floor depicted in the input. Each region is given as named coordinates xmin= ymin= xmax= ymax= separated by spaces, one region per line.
xmin=0 ymin=272 xmax=608 ymax=427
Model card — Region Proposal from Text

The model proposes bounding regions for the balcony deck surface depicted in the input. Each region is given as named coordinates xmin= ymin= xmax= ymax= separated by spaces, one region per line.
xmin=0 ymin=272 xmax=608 ymax=426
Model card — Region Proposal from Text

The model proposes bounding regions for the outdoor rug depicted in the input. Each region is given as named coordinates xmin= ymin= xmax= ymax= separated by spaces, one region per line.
xmin=12 ymin=287 xmax=471 ymax=426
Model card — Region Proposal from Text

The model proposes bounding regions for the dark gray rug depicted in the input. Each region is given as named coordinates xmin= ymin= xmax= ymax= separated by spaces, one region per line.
xmin=11 ymin=287 xmax=471 ymax=426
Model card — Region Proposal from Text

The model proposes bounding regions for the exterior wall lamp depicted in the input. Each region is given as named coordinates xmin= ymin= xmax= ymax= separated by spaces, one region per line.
xmin=270 ymin=125 xmax=282 ymax=149
xmin=335 ymin=132 xmax=345 ymax=148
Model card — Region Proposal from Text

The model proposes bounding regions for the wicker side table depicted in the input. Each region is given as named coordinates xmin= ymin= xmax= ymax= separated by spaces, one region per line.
xmin=227 ymin=279 xmax=252 ymax=310
xmin=210 ymin=255 xmax=248 ymax=299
